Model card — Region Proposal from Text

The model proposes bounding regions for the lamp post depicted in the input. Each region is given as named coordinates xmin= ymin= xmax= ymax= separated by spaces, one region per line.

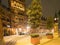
xmin=54 ymin=12 xmax=59 ymax=38
xmin=54 ymin=12 xmax=59 ymax=32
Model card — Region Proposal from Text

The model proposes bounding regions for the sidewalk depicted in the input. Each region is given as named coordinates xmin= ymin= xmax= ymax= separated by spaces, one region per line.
xmin=39 ymin=32 xmax=59 ymax=45
xmin=42 ymin=37 xmax=60 ymax=45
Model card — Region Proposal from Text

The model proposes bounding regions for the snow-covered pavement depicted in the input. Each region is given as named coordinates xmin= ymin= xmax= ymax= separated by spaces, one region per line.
xmin=3 ymin=32 xmax=59 ymax=45
xmin=4 ymin=35 xmax=33 ymax=45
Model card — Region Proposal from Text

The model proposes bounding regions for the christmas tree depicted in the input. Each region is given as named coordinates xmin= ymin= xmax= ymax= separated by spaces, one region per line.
xmin=26 ymin=0 xmax=42 ymax=33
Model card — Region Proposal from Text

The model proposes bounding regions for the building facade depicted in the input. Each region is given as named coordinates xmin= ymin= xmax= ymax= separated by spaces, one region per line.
xmin=0 ymin=0 xmax=27 ymax=35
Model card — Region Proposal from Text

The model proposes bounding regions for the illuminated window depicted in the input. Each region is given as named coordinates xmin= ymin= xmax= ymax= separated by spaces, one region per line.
xmin=11 ymin=1 xmax=25 ymax=11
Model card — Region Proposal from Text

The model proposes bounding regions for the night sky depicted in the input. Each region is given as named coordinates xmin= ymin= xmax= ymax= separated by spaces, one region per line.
xmin=25 ymin=0 xmax=60 ymax=17
xmin=1 ymin=0 xmax=60 ymax=17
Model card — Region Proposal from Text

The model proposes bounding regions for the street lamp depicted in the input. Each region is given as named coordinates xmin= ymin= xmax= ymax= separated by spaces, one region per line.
xmin=54 ymin=12 xmax=59 ymax=23
xmin=54 ymin=18 xmax=59 ymax=23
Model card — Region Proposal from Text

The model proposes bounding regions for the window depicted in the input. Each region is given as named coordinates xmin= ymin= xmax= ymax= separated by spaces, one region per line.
xmin=11 ymin=1 xmax=25 ymax=11
xmin=7 ymin=19 xmax=10 ymax=22
xmin=18 ymin=12 xmax=23 ymax=15
xmin=19 ymin=0 xmax=25 ymax=2
xmin=3 ymin=23 xmax=6 ymax=27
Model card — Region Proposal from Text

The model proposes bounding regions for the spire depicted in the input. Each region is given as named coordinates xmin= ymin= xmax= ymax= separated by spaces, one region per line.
xmin=54 ymin=12 xmax=58 ymax=18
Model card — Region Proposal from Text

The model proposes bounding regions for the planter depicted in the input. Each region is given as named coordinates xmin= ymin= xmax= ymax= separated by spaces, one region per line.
xmin=46 ymin=33 xmax=53 ymax=39
xmin=30 ymin=34 xmax=40 ymax=45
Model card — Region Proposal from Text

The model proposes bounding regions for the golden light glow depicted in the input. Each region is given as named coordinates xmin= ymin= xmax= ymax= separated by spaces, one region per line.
xmin=11 ymin=1 xmax=25 ymax=11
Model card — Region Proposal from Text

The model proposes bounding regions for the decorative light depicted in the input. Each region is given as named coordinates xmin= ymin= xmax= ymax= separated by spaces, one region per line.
xmin=26 ymin=26 xmax=31 ymax=33
xmin=54 ymin=18 xmax=57 ymax=21
xmin=19 ymin=28 xmax=22 ymax=31
xmin=11 ymin=1 xmax=25 ymax=11
xmin=27 ymin=26 xmax=30 ymax=30
xmin=7 ymin=25 xmax=10 ymax=28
